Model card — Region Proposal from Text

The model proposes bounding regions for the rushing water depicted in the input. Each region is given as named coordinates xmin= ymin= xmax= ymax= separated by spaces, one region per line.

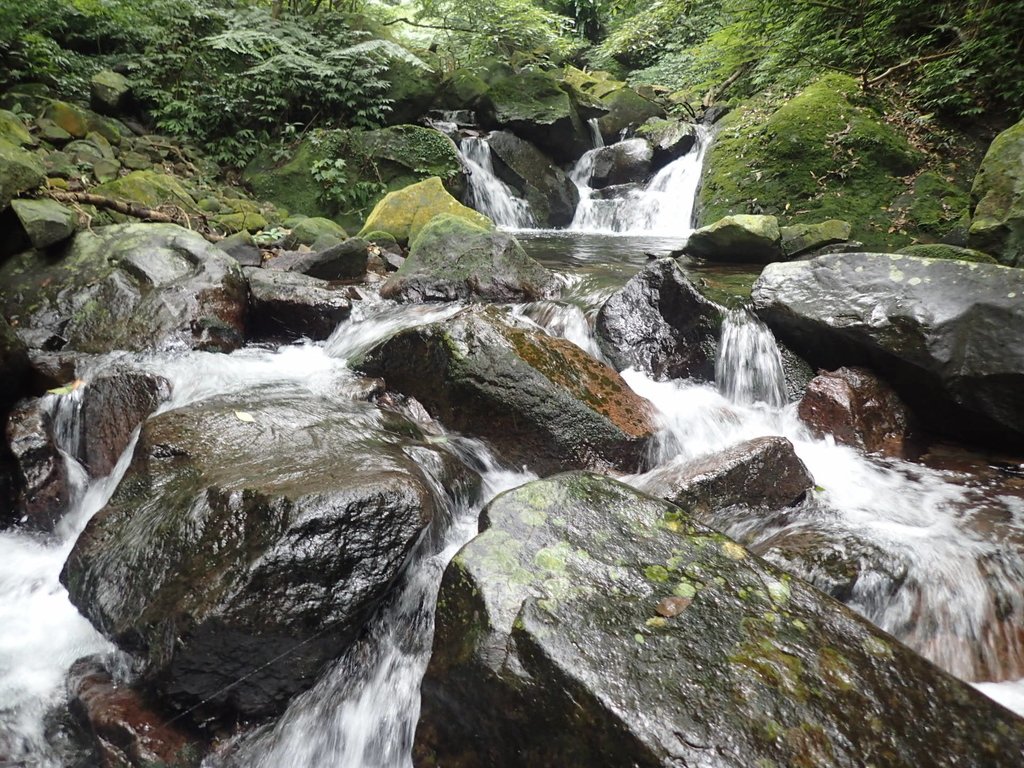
xmin=458 ymin=136 xmax=534 ymax=229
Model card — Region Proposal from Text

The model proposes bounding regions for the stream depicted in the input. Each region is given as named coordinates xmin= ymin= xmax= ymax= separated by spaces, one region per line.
xmin=1 ymin=127 xmax=1023 ymax=767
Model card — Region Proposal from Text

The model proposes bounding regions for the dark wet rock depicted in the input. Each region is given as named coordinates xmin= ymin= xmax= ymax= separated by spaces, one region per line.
xmin=798 ymin=367 xmax=912 ymax=456
xmin=90 ymin=71 xmax=132 ymax=116
xmin=380 ymin=215 xmax=559 ymax=304
xmin=215 ymin=231 xmax=262 ymax=267
xmin=636 ymin=436 xmax=813 ymax=515
xmin=358 ymin=307 xmax=655 ymax=475
xmin=26 ymin=350 xmax=92 ymax=392
xmin=485 ymin=131 xmax=579 ymax=227
xmin=68 ymin=657 xmax=204 ymax=768
xmin=0 ymin=223 xmax=247 ymax=354
xmin=752 ymin=252 xmax=1024 ymax=446
xmin=639 ymin=118 xmax=697 ymax=171
xmin=415 ymin=471 xmax=1024 ymax=768
xmin=7 ymin=397 xmax=69 ymax=531
xmin=588 ymin=139 xmax=653 ymax=188
xmin=780 ymin=219 xmax=851 ymax=260
xmin=0 ymin=316 xmax=31 ymax=416
xmin=62 ymin=389 xmax=474 ymax=721
xmin=969 ymin=118 xmax=1024 ymax=266
xmin=80 ymin=370 xmax=170 ymax=477
xmin=244 ymin=267 xmax=352 ymax=341
xmin=685 ymin=214 xmax=783 ymax=263
xmin=779 ymin=343 xmax=815 ymax=401
xmin=595 ymin=258 xmax=722 ymax=381
xmin=591 ymin=182 xmax=643 ymax=200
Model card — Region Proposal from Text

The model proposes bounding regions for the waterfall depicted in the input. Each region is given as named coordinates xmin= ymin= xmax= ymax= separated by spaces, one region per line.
xmin=569 ymin=125 xmax=709 ymax=237
xmin=586 ymin=118 xmax=604 ymax=148
xmin=459 ymin=136 xmax=534 ymax=229
xmin=715 ymin=307 xmax=788 ymax=408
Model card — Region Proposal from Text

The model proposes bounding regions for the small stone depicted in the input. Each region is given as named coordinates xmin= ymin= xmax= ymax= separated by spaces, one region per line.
xmin=655 ymin=596 xmax=691 ymax=618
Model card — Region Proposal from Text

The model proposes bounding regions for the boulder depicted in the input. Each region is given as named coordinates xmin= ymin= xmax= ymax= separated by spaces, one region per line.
xmin=479 ymin=70 xmax=590 ymax=163
xmin=0 ymin=109 xmax=34 ymax=147
xmin=798 ymin=367 xmax=912 ymax=455
xmin=588 ymin=139 xmax=653 ymax=188
xmin=485 ymin=131 xmax=579 ymax=227
xmin=215 ymin=230 xmax=262 ymax=267
xmin=68 ymin=657 xmax=204 ymax=768
xmin=685 ymin=214 xmax=783 ymax=263
xmin=357 ymin=307 xmax=655 ymax=475
xmin=898 ymin=243 xmax=997 ymax=264
xmin=42 ymin=101 xmax=91 ymax=139
xmin=0 ymin=316 xmax=31 ymax=416
xmin=780 ymin=219 xmax=852 ymax=259
xmin=212 ymin=211 xmax=267 ymax=234
xmin=358 ymin=177 xmax=493 ymax=247
xmin=595 ymin=86 xmax=666 ymax=142
xmin=10 ymin=198 xmax=77 ymax=249
xmin=62 ymin=389 xmax=474 ymax=720
xmin=638 ymin=118 xmax=697 ymax=171
xmin=636 ymin=436 xmax=813 ymax=515
xmin=89 ymin=70 xmax=133 ymax=115
xmin=7 ymin=397 xmax=69 ymax=531
xmin=595 ymin=258 xmax=721 ymax=381
xmin=416 ymin=472 xmax=1024 ymax=768
xmin=969 ymin=118 xmax=1024 ymax=265
xmin=356 ymin=124 xmax=465 ymax=199
xmin=263 ymin=238 xmax=368 ymax=280
xmin=0 ymin=223 xmax=247 ymax=354
xmin=289 ymin=217 xmax=347 ymax=249
xmin=752 ymin=252 xmax=1024 ymax=446
xmin=244 ymin=267 xmax=352 ymax=341
xmin=93 ymin=170 xmax=196 ymax=212
xmin=380 ymin=215 xmax=559 ymax=303
xmin=0 ymin=138 xmax=45 ymax=209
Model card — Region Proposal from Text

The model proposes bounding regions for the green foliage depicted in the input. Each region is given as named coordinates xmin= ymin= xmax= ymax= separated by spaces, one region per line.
xmin=307 ymin=129 xmax=387 ymax=215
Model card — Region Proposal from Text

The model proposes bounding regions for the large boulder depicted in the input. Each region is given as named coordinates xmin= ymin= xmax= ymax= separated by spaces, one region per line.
xmin=263 ymin=238 xmax=369 ymax=280
xmin=0 ymin=109 xmax=34 ymax=147
xmin=797 ymin=366 xmax=912 ymax=456
xmin=416 ymin=472 xmax=1024 ymax=768
xmin=685 ymin=214 xmax=783 ymax=263
xmin=485 ymin=131 xmax=579 ymax=227
xmin=89 ymin=70 xmax=133 ymax=116
xmin=244 ymin=267 xmax=352 ymax=341
xmin=93 ymin=170 xmax=197 ymax=212
xmin=595 ymin=86 xmax=666 ymax=142
xmin=10 ymin=198 xmax=77 ymax=250
xmin=62 ymin=389 xmax=474 ymax=720
xmin=752 ymin=252 xmax=1024 ymax=446
xmin=0 ymin=138 xmax=45 ymax=209
xmin=780 ymin=219 xmax=852 ymax=259
xmin=636 ymin=436 xmax=813 ymax=515
xmin=638 ymin=118 xmax=697 ymax=171
xmin=969 ymin=118 xmax=1024 ymax=265
xmin=358 ymin=308 xmax=655 ymax=475
xmin=595 ymin=258 xmax=722 ymax=381
xmin=587 ymin=139 xmax=653 ymax=188
xmin=380 ymin=215 xmax=559 ymax=303
xmin=358 ymin=177 xmax=493 ymax=247
xmin=0 ymin=223 xmax=247 ymax=354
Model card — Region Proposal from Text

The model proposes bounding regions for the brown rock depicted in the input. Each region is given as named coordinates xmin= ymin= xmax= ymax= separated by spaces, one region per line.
xmin=80 ymin=370 xmax=170 ymax=477
xmin=798 ymin=366 xmax=911 ymax=455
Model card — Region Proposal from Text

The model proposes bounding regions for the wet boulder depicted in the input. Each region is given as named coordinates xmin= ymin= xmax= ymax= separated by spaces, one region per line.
xmin=595 ymin=86 xmax=666 ymax=142
xmin=244 ymin=267 xmax=352 ymax=341
xmin=798 ymin=366 xmax=912 ymax=456
xmin=752 ymin=252 xmax=1024 ymax=446
xmin=486 ymin=131 xmax=579 ymax=227
xmin=0 ymin=223 xmax=247 ymax=354
xmin=415 ymin=472 xmax=1024 ymax=768
xmin=636 ymin=436 xmax=813 ymax=515
xmin=357 ymin=177 xmax=493 ymax=247
xmin=685 ymin=214 xmax=783 ymax=263
xmin=380 ymin=215 xmax=559 ymax=304
xmin=595 ymin=258 xmax=722 ymax=381
xmin=6 ymin=397 xmax=70 ymax=531
xmin=62 ymin=389 xmax=473 ymax=720
xmin=638 ymin=118 xmax=697 ymax=171
xmin=10 ymin=198 xmax=77 ymax=250
xmin=588 ymin=139 xmax=653 ymax=188
xmin=358 ymin=307 xmax=655 ymax=475
xmin=263 ymin=238 xmax=369 ymax=280
xmin=969 ymin=117 xmax=1024 ymax=265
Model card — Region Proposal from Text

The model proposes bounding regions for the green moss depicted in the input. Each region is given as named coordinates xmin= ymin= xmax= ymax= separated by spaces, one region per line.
xmin=244 ymin=139 xmax=332 ymax=221
xmin=484 ymin=70 xmax=574 ymax=126
xmin=360 ymin=181 xmax=493 ymax=246
xmin=94 ymin=170 xmax=197 ymax=211
xmin=898 ymin=243 xmax=997 ymax=264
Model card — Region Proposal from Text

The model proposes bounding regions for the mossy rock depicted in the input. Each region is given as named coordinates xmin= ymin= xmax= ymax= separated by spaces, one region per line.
xmin=685 ymin=214 xmax=782 ymax=263
xmin=358 ymin=177 xmax=493 ymax=246
xmin=780 ymin=219 xmax=852 ymax=259
xmin=213 ymin=211 xmax=268 ymax=234
xmin=901 ymin=171 xmax=970 ymax=238
xmin=90 ymin=69 xmax=132 ymax=115
xmin=361 ymin=230 xmax=398 ymax=248
xmin=41 ymin=101 xmax=91 ymax=140
xmin=596 ymin=86 xmax=666 ymax=142
xmin=0 ymin=138 xmax=45 ymax=209
xmin=11 ymin=199 xmax=77 ymax=249
xmin=897 ymin=244 xmax=997 ymax=264
xmin=698 ymin=74 xmax=924 ymax=250
xmin=969 ymin=118 xmax=1024 ymax=266
xmin=561 ymin=65 xmax=624 ymax=102
xmin=355 ymin=124 xmax=463 ymax=197
xmin=437 ymin=68 xmax=491 ymax=110
xmin=385 ymin=58 xmax=442 ymax=124
xmin=0 ymin=110 xmax=34 ymax=148
xmin=244 ymin=139 xmax=333 ymax=222
xmin=290 ymin=216 xmax=348 ymax=248
xmin=94 ymin=170 xmax=197 ymax=212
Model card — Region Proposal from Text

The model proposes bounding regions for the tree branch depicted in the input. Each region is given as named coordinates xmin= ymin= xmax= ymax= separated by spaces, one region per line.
xmin=702 ymin=62 xmax=753 ymax=109
xmin=866 ymin=50 xmax=958 ymax=87
xmin=47 ymin=191 xmax=223 ymax=242
xmin=381 ymin=17 xmax=490 ymax=35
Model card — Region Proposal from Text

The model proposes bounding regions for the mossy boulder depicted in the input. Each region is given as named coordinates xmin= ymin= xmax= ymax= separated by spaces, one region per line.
xmin=898 ymin=243 xmax=997 ymax=264
xmin=780 ymin=219 xmax=852 ymax=259
xmin=90 ymin=70 xmax=132 ymax=115
xmin=212 ymin=211 xmax=268 ymax=234
xmin=685 ymin=214 xmax=782 ymax=263
xmin=290 ymin=216 xmax=348 ymax=248
xmin=437 ymin=68 xmax=491 ymax=110
xmin=969 ymin=118 xmax=1024 ymax=266
xmin=93 ymin=170 xmax=197 ymax=212
xmin=358 ymin=307 xmax=655 ymax=475
xmin=0 ymin=110 xmax=34 ymax=147
xmin=638 ymin=117 xmax=698 ymax=170
xmin=380 ymin=214 xmax=559 ymax=303
xmin=10 ymin=198 xmax=77 ymax=249
xmin=356 ymin=124 xmax=464 ymax=197
xmin=596 ymin=86 xmax=666 ymax=143
xmin=416 ymin=472 xmax=1024 ymax=768
xmin=0 ymin=138 xmax=45 ymax=209
xmin=41 ymin=100 xmax=91 ymax=139
xmin=358 ymin=177 xmax=493 ymax=246
xmin=385 ymin=59 xmax=442 ymax=124
xmin=698 ymin=74 xmax=923 ymax=250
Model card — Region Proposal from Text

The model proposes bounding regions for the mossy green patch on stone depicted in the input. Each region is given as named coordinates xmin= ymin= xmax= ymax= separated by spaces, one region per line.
xmin=898 ymin=243 xmax=997 ymax=264
xmin=359 ymin=178 xmax=493 ymax=246
xmin=94 ymin=170 xmax=197 ymax=211
xmin=0 ymin=138 xmax=45 ymax=208
xmin=0 ymin=110 xmax=34 ymax=147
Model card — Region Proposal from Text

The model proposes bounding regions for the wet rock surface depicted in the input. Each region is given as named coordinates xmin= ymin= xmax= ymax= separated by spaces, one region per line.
xmin=753 ymin=252 xmax=1024 ymax=446
xmin=596 ymin=258 xmax=721 ymax=381
xmin=588 ymin=139 xmax=653 ymax=188
xmin=416 ymin=472 xmax=1024 ymax=768
xmin=262 ymin=238 xmax=369 ymax=280
xmin=359 ymin=307 xmax=655 ymax=475
xmin=7 ymin=397 xmax=70 ymax=531
xmin=486 ymin=131 xmax=579 ymax=227
xmin=798 ymin=366 xmax=912 ymax=456
xmin=685 ymin=214 xmax=783 ymax=263
xmin=244 ymin=267 xmax=352 ymax=341
xmin=62 ymin=389 xmax=473 ymax=720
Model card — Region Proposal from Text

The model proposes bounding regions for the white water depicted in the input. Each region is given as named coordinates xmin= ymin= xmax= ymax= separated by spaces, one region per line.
xmin=569 ymin=125 xmax=709 ymax=236
xmin=586 ymin=117 xmax=604 ymax=148
xmin=459 ymin=136 xmax=535 ymax=229
xmin=715 ymin=307 xmax=787 ymax=408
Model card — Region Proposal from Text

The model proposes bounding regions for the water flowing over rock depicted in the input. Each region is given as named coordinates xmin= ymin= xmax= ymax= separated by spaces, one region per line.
xmin=459 ymin=135 xmax=535 ymax=229
xmin=244 ymin=268 xmax=352 ymax=341
xmin=798 ymin=366 xmax=912 ymax=456
xmin=595 ymin=258 xmax=721 ymax=381
xmin=0 ymin=223 xmax=247 ymax=354
xmin=485 ymin=131 xmax=579 ymax=227
xmin=415 ymin=472 xmax=1024 ymax=768
xmin=380 ymin=215 xmax=560 ymax=304
xmin=358 ymin=307 xmax=655 ymax=475
xmin=62 ymin=389 xmax=474 ymax=721
xmin=6 ymin=397 xmax=71 ymax=531
xmin=587 ymin=138 xmax=653 ymax=188
xmin=752 ymin=252 xmax=1024 ymax=446
xmin=715 ymin=307 xmax=788 ymax=407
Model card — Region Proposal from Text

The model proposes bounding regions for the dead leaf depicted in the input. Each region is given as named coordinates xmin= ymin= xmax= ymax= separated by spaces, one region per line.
xmin=47 ymin=379 xmax=85 ymax=396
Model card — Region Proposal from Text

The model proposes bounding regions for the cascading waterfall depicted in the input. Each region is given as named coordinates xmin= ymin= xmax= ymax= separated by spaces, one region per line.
xmin=458 ymin=136 xmax=534 ymax=229
xmin=586 ymin=117 xmax=604 ymax=148
xmin=715 ymin=307 xmax=788 ymax=408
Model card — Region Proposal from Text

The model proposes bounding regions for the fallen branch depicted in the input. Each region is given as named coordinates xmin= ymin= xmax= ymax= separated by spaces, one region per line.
xmin=866 ymin=50 xmax=957 ymax=87
xmin=47 ymin=191 xmax=223 ymax=242
xmin=703 ymin=62 xmax=752 ymax=109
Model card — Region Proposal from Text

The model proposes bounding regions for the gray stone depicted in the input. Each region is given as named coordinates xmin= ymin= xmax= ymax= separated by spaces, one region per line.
xmin=244 ymin=267 xmax=352 ymax=341
xmin=11 ymin=198 xmax=77 ymax=249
